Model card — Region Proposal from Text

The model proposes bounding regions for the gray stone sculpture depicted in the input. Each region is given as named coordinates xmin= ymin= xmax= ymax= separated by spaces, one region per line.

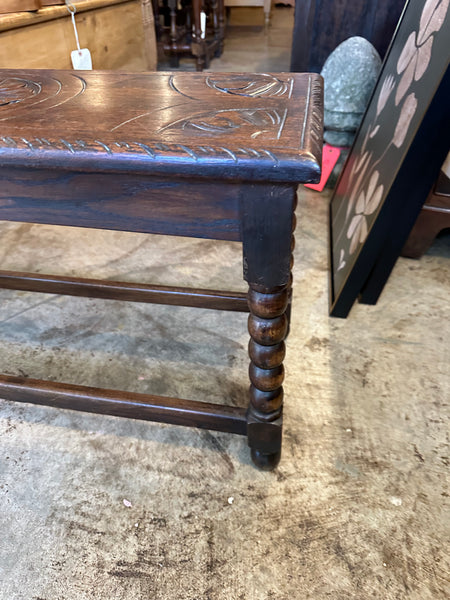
xmin=321 ymin=36 xmax=382 ymax=147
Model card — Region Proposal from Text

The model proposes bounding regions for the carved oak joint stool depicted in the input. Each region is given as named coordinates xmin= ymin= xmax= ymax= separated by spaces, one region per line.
xmin=0 ymin=70 xmax=323 ymax=470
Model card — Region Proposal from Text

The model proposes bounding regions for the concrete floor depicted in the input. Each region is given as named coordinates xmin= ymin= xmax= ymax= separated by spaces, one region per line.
xmin=1 ymin=7 xmax=450 ymax=600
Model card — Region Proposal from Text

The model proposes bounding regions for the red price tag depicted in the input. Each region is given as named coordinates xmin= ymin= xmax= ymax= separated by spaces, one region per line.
xmin=305 ymin=144 xmax=341 ymax=192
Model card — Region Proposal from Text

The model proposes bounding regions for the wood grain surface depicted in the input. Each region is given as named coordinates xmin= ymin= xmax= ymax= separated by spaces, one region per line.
xmin=0 ymin=67 xmax=323 ymax=470
xmin=0 ymin=0 xmax=41 ymax=14
xmin=0 ymin=374 xmax=248 ymax=434
xmin=0 ymin=168 xmax=243 ymax=239
xmin=0 ymin=270 xmax=249 ymax=311
xmin=0 ymin=70 xmax=323 ymax=182
xmin=0 ymin=0 xmax=133 ymax=30
xmin=0 ymin=1 xmax=153 ymax=71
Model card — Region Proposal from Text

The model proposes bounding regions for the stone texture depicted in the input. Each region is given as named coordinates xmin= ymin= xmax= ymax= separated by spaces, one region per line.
xmin=324 ymin=109 xmax=362 ymax=132
xmin=321 ymin=36 xmax=382 ymax=115
xmin=323 ymin=129 xmax=355 ymax=147
xmin=321 ymin=36 xmax=381 ymax=144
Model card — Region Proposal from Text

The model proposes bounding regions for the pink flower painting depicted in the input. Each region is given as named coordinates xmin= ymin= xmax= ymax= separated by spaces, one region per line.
xmin=347 ymin=171 xmax=384 ymax=254
xmin=395 ymin=0 xmax=449 ymax=105
xmin=393 ymin=93 xmax=418 ymax=148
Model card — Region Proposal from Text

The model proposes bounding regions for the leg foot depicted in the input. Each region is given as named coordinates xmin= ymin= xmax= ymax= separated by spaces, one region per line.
xmin=251 ymin=448 xmax=281 ymax=471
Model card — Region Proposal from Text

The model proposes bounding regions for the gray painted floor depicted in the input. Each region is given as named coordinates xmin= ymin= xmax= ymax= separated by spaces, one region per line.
xmin=1 ymin=7 xmax=449 ymax=600
xmin=1 ymin=186 xmax=449 ymax=599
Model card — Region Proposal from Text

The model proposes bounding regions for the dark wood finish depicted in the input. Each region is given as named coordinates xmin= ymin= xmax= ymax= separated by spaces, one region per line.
xmin=286 ymin=196 xmax=298 ymax=336
xmin=290 ymin=0 xmax=406 ymax=73
xmin=0 ymin=271 xmax=249 ymax=311
xmin=240 ymin=185 xmax=296 ymax=289
xmin=401 ymin=170 xmax=450 ymax=258
xmin=0 ymin=71 xmax=321 ymax=183
xmin=0 ymin=375 xmax=248 ymax=435
xmin=401 ymin=204 xmax=450 ymax=258
xmin=247 ymin=282 xmax=289 ymax=469
xmin=0 ymin=69 xmax=323 ymax=469
xmin=329 ymin=1 xmax=450 ymax=317
xmin=0 ymin=168 xmax=242 ymax=241
xmin=241 ymin=185 xmax=297 ymax=469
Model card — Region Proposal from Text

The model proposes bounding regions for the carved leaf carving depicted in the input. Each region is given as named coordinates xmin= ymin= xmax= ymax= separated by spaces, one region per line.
xmin=206 ymin=74 xmax=292 ymax=97
xmin=0 ymin=78 xmax=40 ymax=107
xmin=161 ymin=108 xmax=286 ymax=139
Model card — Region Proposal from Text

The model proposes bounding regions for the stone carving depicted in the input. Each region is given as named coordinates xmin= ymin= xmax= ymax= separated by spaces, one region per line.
xmin=321 ymin=37 xmax=382 ymax=147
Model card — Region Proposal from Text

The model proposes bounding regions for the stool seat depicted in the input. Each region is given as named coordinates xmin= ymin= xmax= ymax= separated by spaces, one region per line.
xmin=0 ymin=69 xmax=323 ymax=469
xmin=0 ymin=70 xmax=321 ymax=182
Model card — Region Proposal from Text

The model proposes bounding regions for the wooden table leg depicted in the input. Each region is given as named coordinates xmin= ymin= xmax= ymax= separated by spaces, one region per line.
xmin=192 ymin=0 xmax=206 ymax=70
xmin=241 ymin=184 xmax=297 ymax=469
xmin=247 ymin=283 xmax=289 ymax=469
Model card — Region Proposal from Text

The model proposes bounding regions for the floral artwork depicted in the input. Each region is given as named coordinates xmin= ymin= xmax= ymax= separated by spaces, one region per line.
xmin=330 ymin=0 xmax=450 ymax=300
xmin=342 ymin=0 xmax=448 ymax=260
xmin=392 ymin=93 xmax=418 ymax=148
xmin=347 ymin=170 xmax=384 ymax=254
xmin=395 ymin=0 xmax=449 ymax=105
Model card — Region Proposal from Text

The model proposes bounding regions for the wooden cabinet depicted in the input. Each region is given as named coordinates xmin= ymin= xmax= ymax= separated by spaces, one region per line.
xmin=224 ymin=0 xmax=272 ymax=27
xmin=0 ymin=0 xmax=156 ymax=71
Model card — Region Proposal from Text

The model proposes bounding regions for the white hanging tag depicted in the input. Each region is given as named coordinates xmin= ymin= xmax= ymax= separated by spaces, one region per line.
xmin=71 ymin=48 xmax=93 ymax=70
xmin=200 ymin=12 xmax=206 ymax=39
xmin=66 ymin=0 xmax=93 ymax=70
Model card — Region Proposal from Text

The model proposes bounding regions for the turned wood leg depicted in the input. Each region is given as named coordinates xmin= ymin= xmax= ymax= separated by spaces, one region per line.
xmin=192 ymin=0 xmax=206 ymax=71
xmin=286 ymin=207 xmax=297 ymax=337
xmin=218 ymin=0 xmax=225 ymax=54
xmin=168 ymin=0 xmax=178 ymax=63
xmin=240 ymin=184 xmax=297 ymax=470
xmin=247 ymin=284 xmax=289 ymax=470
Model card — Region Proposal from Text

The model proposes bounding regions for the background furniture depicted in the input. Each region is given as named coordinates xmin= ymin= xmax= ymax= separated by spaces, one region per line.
xmin=224 ymin=0 xmax=272 ymax=27
xmin=329 ymin=0 xmax=450 ymax=317
xmin=152 ymin=0 xmax=225 ymax=70
xmin=401 ymin=156 xmax=450 ymax=258
xmin=0 ymin=0 xmax=41 ymax=13
xmin=290 ymin=0 xmax=405 ymax=72
xmin=0 ymin=69 xmax=322 ymax=469
xmin=0 ymin=0 xmax=156 ymax=71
